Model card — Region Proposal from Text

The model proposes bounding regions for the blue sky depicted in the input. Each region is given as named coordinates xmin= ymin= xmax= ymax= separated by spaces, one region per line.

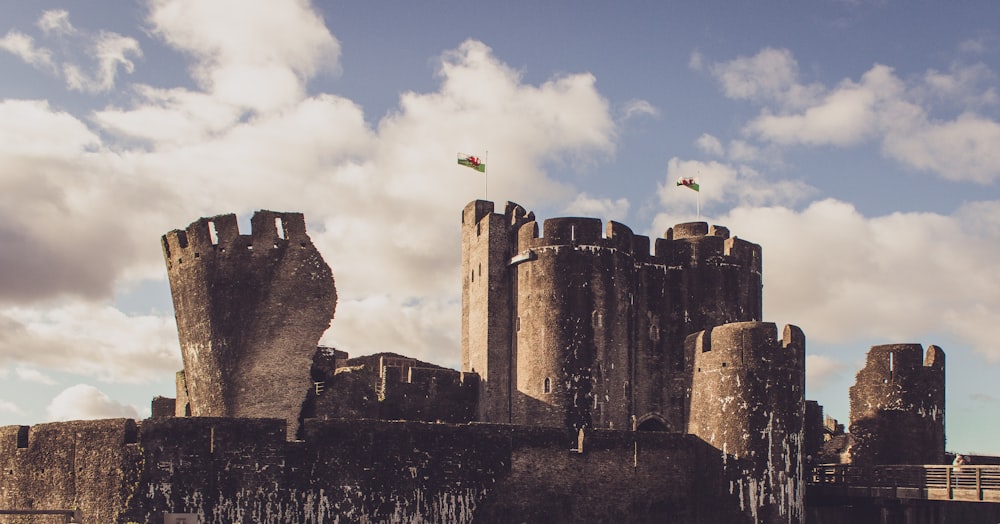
xmin=1 ymin=0 xmax=999 ymax=455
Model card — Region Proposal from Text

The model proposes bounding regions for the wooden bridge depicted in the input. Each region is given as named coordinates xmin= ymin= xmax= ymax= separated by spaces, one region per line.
xmin=808 ymin=464 xmax=1000 ymax=504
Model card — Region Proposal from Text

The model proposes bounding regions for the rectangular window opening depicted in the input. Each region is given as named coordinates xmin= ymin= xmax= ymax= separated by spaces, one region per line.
xmin=208 ymin=220 xmax=219 ymax=245
xmin=275 ymin=217 xmax=286 ymax=239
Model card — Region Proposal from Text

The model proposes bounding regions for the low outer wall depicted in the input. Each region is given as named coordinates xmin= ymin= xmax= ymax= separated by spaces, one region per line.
xmin=0 ymin=419 xmax=141 ymax=524
xmin=119 ymin=418 xmax=744 ymax=524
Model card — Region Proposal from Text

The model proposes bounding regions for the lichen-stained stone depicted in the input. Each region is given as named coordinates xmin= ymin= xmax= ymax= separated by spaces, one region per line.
xmin=161 ymin=210 xmax=336 ymax=438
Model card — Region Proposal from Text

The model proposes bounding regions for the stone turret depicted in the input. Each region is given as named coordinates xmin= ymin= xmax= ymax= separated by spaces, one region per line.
xmin=686 ymin=322 xmax=806 ymax=523
xmin=162 ymin=210 xmax=337 ymax=438
xmin=848 ymin=344 xmax=945 ymax=465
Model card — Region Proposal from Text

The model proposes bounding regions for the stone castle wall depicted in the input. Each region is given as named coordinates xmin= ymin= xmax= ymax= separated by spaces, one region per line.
xmin=0 ymin=418 xmax=750 ymax=524
xmin=0 ymin=420 xmax=142 ymax=524
xmin=849 ymin=343 xmax=945 ymax=465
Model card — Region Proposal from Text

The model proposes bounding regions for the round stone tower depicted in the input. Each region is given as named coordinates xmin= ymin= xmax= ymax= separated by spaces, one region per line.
xmin=686 ymin=321 xmax=806 ymax=523
xmin=461 ymin=199 xmax=766 ymax=431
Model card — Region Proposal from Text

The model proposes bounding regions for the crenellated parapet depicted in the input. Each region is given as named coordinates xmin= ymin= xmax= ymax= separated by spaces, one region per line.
xmin=686 ymin=321 xmax=806 ymax=523
xmin=848 ymin=344 xmax=945 ymax=465
xmin=162 ymin=210 xmax=337 ymax=439
xmin=512 ymin=216 xmax=761 ymax=273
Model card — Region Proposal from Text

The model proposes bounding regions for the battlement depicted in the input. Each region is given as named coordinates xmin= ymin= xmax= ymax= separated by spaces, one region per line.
xmin=848 ymin=343 xmax=946 ymax=466
xmin=161 ymin=210 xmax=309 ymax=269
xmin=860 ymin=344 xmax=945 ymax=380
xmin=689 ymin=321 xmax=805 ymax=373
xmin=461 ymin=200 xmax=534 ymax=229
xmin=508 ymin=213 xmax=760 ymax=272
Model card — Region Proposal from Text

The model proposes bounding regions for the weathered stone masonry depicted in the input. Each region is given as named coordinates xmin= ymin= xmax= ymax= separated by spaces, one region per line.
xmin=0 ymin=201 xmax=962 ymax=523
xmin=848 ymin=343 xmax=945 ymax=466
xmin=162 ymin=211 xmax=337 ymax=437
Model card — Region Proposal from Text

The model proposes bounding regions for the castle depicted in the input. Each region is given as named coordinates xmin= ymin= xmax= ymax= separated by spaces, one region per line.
xmin=0 ymin=201 xmax=955 ymax=524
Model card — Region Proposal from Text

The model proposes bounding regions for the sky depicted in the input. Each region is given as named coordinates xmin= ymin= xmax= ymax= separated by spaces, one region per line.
xmin=1 ymin=0 xmax=998 ymax=455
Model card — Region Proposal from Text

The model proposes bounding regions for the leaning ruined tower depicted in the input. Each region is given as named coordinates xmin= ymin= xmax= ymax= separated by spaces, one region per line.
xmin=161 ymin=210 xmax=337 ymax=437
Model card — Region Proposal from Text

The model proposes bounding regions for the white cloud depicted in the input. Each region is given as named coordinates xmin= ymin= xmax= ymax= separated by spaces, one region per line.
xmin=806 ymin=355 xmax=849 ymax=390
xmin=687 ymin=199 xmax=1000 ymax=362
xmin=696 ymin=133 xmax=724 ymax=157
xmin=0 ymin=303 xmax=180 ymax=383
xmin=1 ymin=10 xmax=140 ymax=93
xmin=882 ymin=112 xmax=1000 ymax=183
xmin=619 ymin=99 xmax=659 ymax=121
xmin=37 ymin=10 xmax=75 ymax=36
xmin=63 ymin=31 xmax=142 ymax=94
xmin=0 ymin=7 xmax=618 ymax=376
xmin=656 ymin=157 xmax=814 ymax=214
xmin=746 ymin=64 xmax=899 ymax=147
xmin=0 ymin=400 xmax=21 ymax=414
xmin=705 ymin=48 xmax=1000 ymax=183
xmin=563 ymin=194 xmax=630 ymax=222
xmin=709 ymin=47 xmax=822 ymax=109
xmin=0 ymin=30 xmax=56 ymax=71
xmin=15 ymin=366 xmax=57 ymax=385
xmin=146 ymin=0 xmax=340 ymax=111
xmin=46 ymin=384 xmax=140 ymax=421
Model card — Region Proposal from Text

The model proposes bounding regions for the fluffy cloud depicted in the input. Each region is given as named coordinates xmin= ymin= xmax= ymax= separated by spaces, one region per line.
xmin=656 ymin=157 xmax=815 ymax=214
xmin=0 ymin=0 xmax=619 ymax=381
xmin=146 ymin=0 xmax=340 ymax=111
xmin=705 ymin=48 xmax=1000 ymax=183
xmin=805 ymin=355 xmax=850 ymax=391
xmin=0 ymin=303 xmax=180 ymax=383
xmin=15 ymin=366 xmax=57 ymax=385
xmin=619 ymin=99 xmax=659 ymax=121
xmin=46 ymin=384 xmax=140 ymax=421
xmin=0 ymin=10 xmax=140 ymax=93
xmin=688 ymin=199 xmax=1000 ymax=362
xmin=563 ymin=194 xmax=630 ymax=222
xmin=0 ymin=31 xmax=56 ymax=71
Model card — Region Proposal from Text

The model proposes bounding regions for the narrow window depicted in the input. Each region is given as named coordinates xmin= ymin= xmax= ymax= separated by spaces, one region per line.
xmin=516 ymin=316 xmax=521 ymax=331
xmin=543 ymin=377 xmax=551 ymax=393
xmin=476 ymin=223 xmax=481 ymax=236
xmin=571 ymin=225 xmax=576 ymax=241
xmin=275 ymin=217 xmax=286 ymax=239
xmin=208 ymin=220 xmax=219 ymax=245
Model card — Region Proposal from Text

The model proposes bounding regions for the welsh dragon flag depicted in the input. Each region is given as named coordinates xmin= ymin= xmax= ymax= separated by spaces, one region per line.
xmin=457 ymin=153 xmax=486 ymax=172
xmin=676 ymin=177 xmax=700 ymax=192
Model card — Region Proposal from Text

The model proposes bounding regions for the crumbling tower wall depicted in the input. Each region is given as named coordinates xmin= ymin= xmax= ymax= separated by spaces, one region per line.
xmin=848 ymin=344 xmax=945 ymax=465
xmin=162 ymin=210 xmax=336 ymax=437
xmin=686 ymin=321 xmax=806 ymax=524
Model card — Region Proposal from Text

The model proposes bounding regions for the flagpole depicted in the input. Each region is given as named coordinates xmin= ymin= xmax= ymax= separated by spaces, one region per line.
xmin=484 ymin=150 xmax=489 ymax=201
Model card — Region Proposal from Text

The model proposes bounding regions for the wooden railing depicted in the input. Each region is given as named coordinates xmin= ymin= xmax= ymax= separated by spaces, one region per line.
xmin=809 ymin=464 xmax=1000 ymax=503
xmin=0 ymin=509 xmax=81 ymax=522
